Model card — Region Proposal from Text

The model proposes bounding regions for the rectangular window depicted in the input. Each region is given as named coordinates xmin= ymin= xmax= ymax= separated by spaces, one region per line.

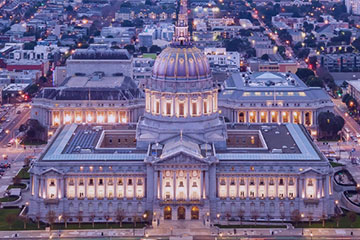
xmin=192 ymin=102 xmax=197 ymax=116
xmin=156 ymin=101 xmax=160 ymax=114
xmin=166 ymin=102 xmax=171 ymax=116
xmin=203 ymin=101 xmax=208 ymax=114
xmin=179 ymin=102 xmax=184 ymax=117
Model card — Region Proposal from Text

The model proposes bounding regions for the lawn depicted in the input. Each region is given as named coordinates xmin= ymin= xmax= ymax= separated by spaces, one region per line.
xmin=296 ymin=210 xmax=360 ymax=228
xmin=215 ymin=224 xmax=287 ymax=229
xmin=0 ymin=208 xmax=41 ymax=230
xmin=142 ymin=53 xmax=157 ymax=60
xmin=16 ymin=167 xmax=30 ymax=179
xmin=7 ymin=183 xmax=26 ymax=190
xmin=330 ymin=162 xmax=345 ymax=168
xmin=0 ymin=196 xmax=19 ymax=202
xmin=21 ymin=139 xmax=47 ymax=146
xmin=52 ymin=222 xmax=146 ymax=230
xmin=0 ymin=207 xmax=147 ymax=231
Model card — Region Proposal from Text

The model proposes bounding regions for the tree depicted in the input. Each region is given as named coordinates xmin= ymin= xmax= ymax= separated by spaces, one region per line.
xmin=280 ymin=211 xmax=286 ymax=223
xmin=335 ymin=208 xmax=341 ymax=227
xmin=251 ymin=211 xmax=259 ymax=225
xmin=13 ymin=176 xmax=21 ymax=185
xmin=6 ymin=214 xmax=17 ymax=229
xmin=321 ymin=214 xmax=326 ymax=227
xmin=23 ymin=41 xmax=37 ymax=50
xmin=39 ymin=76 xmax=47 ymax=83
xmin=121 ymin=20 xmax=134 ymax=27
xmin=149 ymin=45 xmax=161 ymax=53
xmin=46 ymin=210 xmax=56 ymax=229
xmin=77 ymin=211 xmax=83 ymax=228
xmin=124 ymin=44 xmax=135 ymax=54
xmin=296 ymin=68 xmax=314 ymax=81
xmin=225 ymin=212 xmax=231 ymax=225
xmin=133 ymin=215 xmax=139 ymax=228
xmin=318 ymin=111 xmax=345 ymax=138
xmin=62 ymin=213 xmax=69 ymax=229
xmin=278 ymin=29 xmax=293 ymax=45
xmin=291 ymin=210 xmax=301 ymax=227
xmin=346 ymin=211 xmax=357 ymax=227
xmin=116 ymin=209 xmax=125 ymax=227
xmin=90 ymin=214 xmax=95 ymax=228
xmin=238 ymin=209 xmax=245 ymax=225
xmin=35 ymin=214 xmax=41 ymax=229
xmin=306 ymin=76 xmax=324 ymax=88
xmin=308 ymin=213 xmax=313 ymax=226
xmin=261 ymin=54 xmax=269 ymax=61
xmin=266 ymin=214 xmax=272 ymax=223
xmin=19 ymin=215 xmax=28 ymax=229
xmin=353 ymin=37 xmax=360 ymax=51
xmin=278 ymin=46 xmax=286 ymax=57
xmin=65 ymin=5 xmax=73 ymax=12
xmin=139 ymin=46 xmax=147 ymax=53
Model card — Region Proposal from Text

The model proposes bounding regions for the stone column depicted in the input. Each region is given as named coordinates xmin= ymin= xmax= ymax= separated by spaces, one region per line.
xmin=59 ymin=178 xmax=63 ymax=199
xmin=159 ymin=171 xmax=163 ymax=200
xmin=153 ymin=170 xmax=157 ymax=200
xmin=265 ymin=177 xmax=268 ymax=198
xmin=94 ymin=177 xmax=97 ymax=199
xmin=200 ymin=170 xmax=203 ymax=199
xmin=226 ymin=177 xmax=230 ymax=199
xmin=205 ymin=171 xmax=209 ymax=198
xmin=133 ymin=177 xmax=136 ymax=199
xmin=104 ymin=177 xmax=107 ymax=199
xmin=173 ymin=171 xmax=176 ymax=200
xmin=285 ymin=176 xmax=288 ymax=199
xmin=246 ymin=177 xmax=249 ymax=199
xmin=187 ymin=171 xmax=190 ymax=201
xmin=34 ymin=176 xmax=39 ymax=198
xmin=84 ymin=177 xmax=88 ymax=199
xmin=75 ymin=178 xmax=78 ymax=199
xmin=42 ymin=178 xmax=46 ymax=199
xmin=124 ymin=177 xmax=127 ymax=199
xmin=275 ymin=176 xmax=278 ymax=198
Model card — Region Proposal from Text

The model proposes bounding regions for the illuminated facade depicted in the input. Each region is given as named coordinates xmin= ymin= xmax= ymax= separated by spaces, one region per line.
xmin=29 ymin=0 xmax=335 ymax=226
xmin=219 ymin=72 xmax=334 ymax=136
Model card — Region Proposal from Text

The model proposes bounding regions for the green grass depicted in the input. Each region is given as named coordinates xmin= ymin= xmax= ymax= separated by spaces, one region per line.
xmin=16 ymin=167 xmax=30 ymax=179
xmin=21 ymin=139 xmax=47 ymax=146
xmin=0 ymin=208 xmax=44 ymax=230
xmin=296 ymin=210 xmax=360 ymax=228
xmin=142 ymin=53 xmax=157 ymax=59
xmin=215 ymin=224 xmax=286 ymax=228
xmin=0 ymin=207 xmax=146 ymax=231
xmin=51 ymin=222 xmax=146 ymax=230
xmin=0 ymin=196 xmax=19 ymax=202
xmin=330 ymin=162 xmax=345 ymax=167
xmin=7 ymin=183 xmax=26 ymax=190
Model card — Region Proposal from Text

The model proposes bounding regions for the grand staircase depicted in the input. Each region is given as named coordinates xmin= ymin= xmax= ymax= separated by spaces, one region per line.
xmin=147 ymin=220 xmax=215 ymax=238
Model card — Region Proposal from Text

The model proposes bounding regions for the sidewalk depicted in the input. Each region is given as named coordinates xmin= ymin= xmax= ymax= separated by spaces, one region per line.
xmin=0 ymin=227 xmax=360 ymax=239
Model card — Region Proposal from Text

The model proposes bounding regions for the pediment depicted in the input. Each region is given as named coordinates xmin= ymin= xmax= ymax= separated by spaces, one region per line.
xmin=299 ymin=168 xmax=322 ymax=175
xmin=155 ymin=152 xmax=209 ymax=165
xmin=41 ymin=168 xmax=63 ymax=176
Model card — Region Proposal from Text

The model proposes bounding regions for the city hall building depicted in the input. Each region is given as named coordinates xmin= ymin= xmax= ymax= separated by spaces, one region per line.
xmin=29 ymin=0 xmax=335 ymax=225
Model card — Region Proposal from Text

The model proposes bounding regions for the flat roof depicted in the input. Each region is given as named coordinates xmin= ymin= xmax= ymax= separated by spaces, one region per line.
xmin=40 ymin=123 xmax=324 ymax=163
xmin=220 ymin=72 xmax=331 ymax=102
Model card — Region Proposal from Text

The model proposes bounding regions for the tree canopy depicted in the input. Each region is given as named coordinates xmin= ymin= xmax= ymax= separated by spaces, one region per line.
xmin=318 ymin=111 xmax=344 ymax=137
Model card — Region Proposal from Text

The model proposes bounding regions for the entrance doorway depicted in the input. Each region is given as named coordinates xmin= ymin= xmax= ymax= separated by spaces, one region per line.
xmin=177 ymin=206 xmax=186 ymax=220
xmin=164 ymin=206 xmax=172 ymax=220
xmin=191 ymin=206 xmax=199 ymax=220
